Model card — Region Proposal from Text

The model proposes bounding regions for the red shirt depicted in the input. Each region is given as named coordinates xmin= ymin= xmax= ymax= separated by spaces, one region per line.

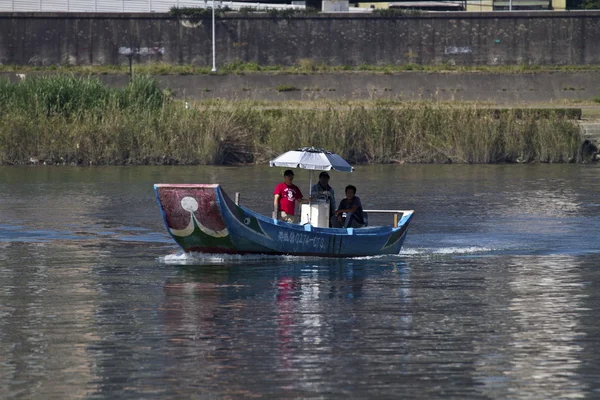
xmin=274 ymin=182 xmax=303 ymax=215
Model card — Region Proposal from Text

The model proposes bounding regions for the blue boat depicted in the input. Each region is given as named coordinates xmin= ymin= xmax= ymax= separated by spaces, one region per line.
xmin=155 ymin=184 xmax=414 ymax=257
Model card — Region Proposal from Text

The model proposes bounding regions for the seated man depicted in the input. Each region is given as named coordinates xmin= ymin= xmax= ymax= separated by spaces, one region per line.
xmin=330 ymin=185 xmax=365 ymax=228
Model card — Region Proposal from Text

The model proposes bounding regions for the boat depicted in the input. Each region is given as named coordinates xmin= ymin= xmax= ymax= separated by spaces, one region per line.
xmin=154 ymin=183 xmax=414 ymax=257
xmin=155 ymin=147 xmax=414 ymax=257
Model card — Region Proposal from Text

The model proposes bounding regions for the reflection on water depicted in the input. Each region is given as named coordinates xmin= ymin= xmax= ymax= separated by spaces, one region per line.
xmin=1 ymin=244 xmax=599 ymax=398
xmin=506 ymin=256 xmax=586 ymax=398
xmin=156 ymin=260 xmax=410 ymax=398
xmin=507 ymin=186 xmax=581 ymax=216
xmin=0 ymin=242 xmax=101 ymax=399
xmin=473 ymin=256 xmax=589 ymax=399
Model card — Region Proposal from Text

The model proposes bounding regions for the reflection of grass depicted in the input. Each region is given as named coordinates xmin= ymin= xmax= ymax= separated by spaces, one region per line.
xmin=0 ymin=75 xmax=586 ymax=165
xmin=4 ymin=62 xmax=600 ymax=75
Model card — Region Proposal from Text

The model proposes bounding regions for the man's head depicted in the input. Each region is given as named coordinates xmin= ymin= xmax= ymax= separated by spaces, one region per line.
xmin=318 ymin=171 xmax=330 ymax=184
xmin=345 ymin=184 xmax=356 ymax=199
xmin=283 ymin=169 xmax=295 ymax=184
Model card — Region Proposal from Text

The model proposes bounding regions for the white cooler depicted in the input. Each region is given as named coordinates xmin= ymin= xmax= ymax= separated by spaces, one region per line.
xmin=300 ymin=201 xmax=330 ymax=227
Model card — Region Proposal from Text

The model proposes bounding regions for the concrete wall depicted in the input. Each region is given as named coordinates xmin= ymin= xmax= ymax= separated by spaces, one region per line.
xmin=102 ymin=71 xmax=600 ymax=103
xmin=1 ymin=11 xmax=600 ymax=67
xmin=3 ymin=71 xmax=599 ymax=103
xmin=153 ymin=71 xmax=600 ymax=103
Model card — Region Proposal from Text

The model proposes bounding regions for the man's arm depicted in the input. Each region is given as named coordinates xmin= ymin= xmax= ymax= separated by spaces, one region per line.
xmin=296 ymin=187 xmax=309 ymax=204
xmin=335 ymin=200 xmax=359 ymax=215
xmin=273 ymin=194 xmax=280 ymax=218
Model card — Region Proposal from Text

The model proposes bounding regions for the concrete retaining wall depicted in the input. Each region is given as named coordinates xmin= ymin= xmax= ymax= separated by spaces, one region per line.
xmin=4 ymin=71 xmax=597 ymax=103
xmin=153 ymin=71 xmax=600 ymax=103
xmin=1 ymin=11 xmax=600 ymax=67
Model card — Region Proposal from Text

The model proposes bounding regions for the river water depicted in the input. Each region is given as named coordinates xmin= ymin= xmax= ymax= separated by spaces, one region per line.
xmin=1 ymin=164 xmax=599 ymax=399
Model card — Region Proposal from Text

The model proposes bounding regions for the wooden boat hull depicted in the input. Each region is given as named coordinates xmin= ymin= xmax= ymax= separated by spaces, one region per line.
xmin=154 ymin=184 xmax=414 ymax=257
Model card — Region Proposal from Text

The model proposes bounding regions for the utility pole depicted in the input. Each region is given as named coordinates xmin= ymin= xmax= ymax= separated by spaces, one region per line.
xmin=212 ymin=0 xmax=218 ymax=72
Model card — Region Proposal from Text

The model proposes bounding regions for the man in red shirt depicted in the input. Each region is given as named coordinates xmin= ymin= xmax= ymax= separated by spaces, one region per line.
xmin=273 ymin=169 xmax=306 ymax=223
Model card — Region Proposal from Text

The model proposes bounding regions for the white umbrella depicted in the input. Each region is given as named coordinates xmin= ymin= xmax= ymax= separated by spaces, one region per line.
xmin=269 ymin=147 xmax=354 ymax=172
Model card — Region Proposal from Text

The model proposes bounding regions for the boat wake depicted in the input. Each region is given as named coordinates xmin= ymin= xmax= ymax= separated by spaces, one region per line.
xmin=159 ymin=245 xmax=497 ymax=265
xmin=400 ymin=246 xmax=495 ymax=256
xmin=160 ymin=252 xmax=331 ymax=265
xmin=159 ymin=251 xmax=413 ymax=265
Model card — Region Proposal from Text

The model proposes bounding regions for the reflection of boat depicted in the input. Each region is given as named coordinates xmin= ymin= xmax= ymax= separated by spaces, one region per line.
xmin=154 ymin=184 xmax=414 ymax=257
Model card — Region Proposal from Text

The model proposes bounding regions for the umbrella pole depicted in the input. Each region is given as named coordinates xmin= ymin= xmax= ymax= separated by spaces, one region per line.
xmin=308 ymin=171 xmax=313 ymax=224
xmin=308 ymin=171 xmax=313 ymax=199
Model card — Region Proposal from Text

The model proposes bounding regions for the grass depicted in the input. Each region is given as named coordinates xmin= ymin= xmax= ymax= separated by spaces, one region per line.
xmin=275 ymin=84 xmax=300 ymax=92
xmin=4 ymin=62 xmax=600 ymax=76
xmin=583 ymin=107 xmax=600 ymax=121
xmin=0 ymin=75 xmax=586 ymax=166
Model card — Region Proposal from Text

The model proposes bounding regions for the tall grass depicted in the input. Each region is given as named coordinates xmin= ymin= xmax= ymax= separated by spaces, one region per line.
xmin=0 ymin=74 xmax=167 ymax=118
xmin=0 ymin=75 xmax=583 ymax=165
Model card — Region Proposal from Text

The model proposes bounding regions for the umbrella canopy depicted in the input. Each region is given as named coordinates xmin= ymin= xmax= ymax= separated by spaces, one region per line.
xmin=269 ymin=147 xmax=353 ymax=173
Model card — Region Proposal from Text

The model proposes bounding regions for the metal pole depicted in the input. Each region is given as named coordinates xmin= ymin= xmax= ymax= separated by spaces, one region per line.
xmin=128 ymin=55 xmax=133 ymax=83
xmin=509 ymin=0 xmax=512 ymax=10
xmin=212 ymin=1 xmax=217 ymax=72
xmin=308 ymin=170 xmax=313 ymax=224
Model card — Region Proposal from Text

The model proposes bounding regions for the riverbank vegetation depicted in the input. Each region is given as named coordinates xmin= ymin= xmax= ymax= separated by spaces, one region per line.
xmin=0 ymin=75 xmax=584 ymax=165
xmin=3 ymin=62 xmax=600 ymax=76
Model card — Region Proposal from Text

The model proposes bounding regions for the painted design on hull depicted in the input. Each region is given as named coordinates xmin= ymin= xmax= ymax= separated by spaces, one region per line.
xmin=173 ymin=214 xmax=236 ymax=252
xmin=381 ymin=221 xmax=410 ymax=250
xmin=222 ymin=193 xmax=271 ymax=240
xmin=155 ymin=185 xmax=235 ymax=252
xmin=170 ymin=197 xmax=229 ymax=238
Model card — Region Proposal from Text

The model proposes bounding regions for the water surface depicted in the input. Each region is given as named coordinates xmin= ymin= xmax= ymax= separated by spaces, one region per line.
xmin=1 ymin=164 xmax=599 ymax=399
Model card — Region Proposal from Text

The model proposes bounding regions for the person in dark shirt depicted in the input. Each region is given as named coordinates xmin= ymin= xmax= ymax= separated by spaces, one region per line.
xmin=310 ymin=171 xmax=336 ymax=218
xmin=331 ymin=185 xmax=364 ymax=228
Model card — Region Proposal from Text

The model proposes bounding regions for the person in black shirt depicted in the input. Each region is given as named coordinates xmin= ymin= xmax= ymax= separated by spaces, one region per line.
xmin=331 ymin=185 xmax=364 ymax=228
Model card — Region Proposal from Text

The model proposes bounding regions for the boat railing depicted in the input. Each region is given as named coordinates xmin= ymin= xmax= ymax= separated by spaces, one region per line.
xmin=363 ymin=209 xmax=414 ymax=228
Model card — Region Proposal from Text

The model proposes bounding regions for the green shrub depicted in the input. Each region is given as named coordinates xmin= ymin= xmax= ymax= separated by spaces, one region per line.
xmin=372 ymin=8 xmax=422 ymax=17
xmin=237 ymin=6 xmax=257 ymax=15
xmin=169 ymin=6 xmax=231 ymax=21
